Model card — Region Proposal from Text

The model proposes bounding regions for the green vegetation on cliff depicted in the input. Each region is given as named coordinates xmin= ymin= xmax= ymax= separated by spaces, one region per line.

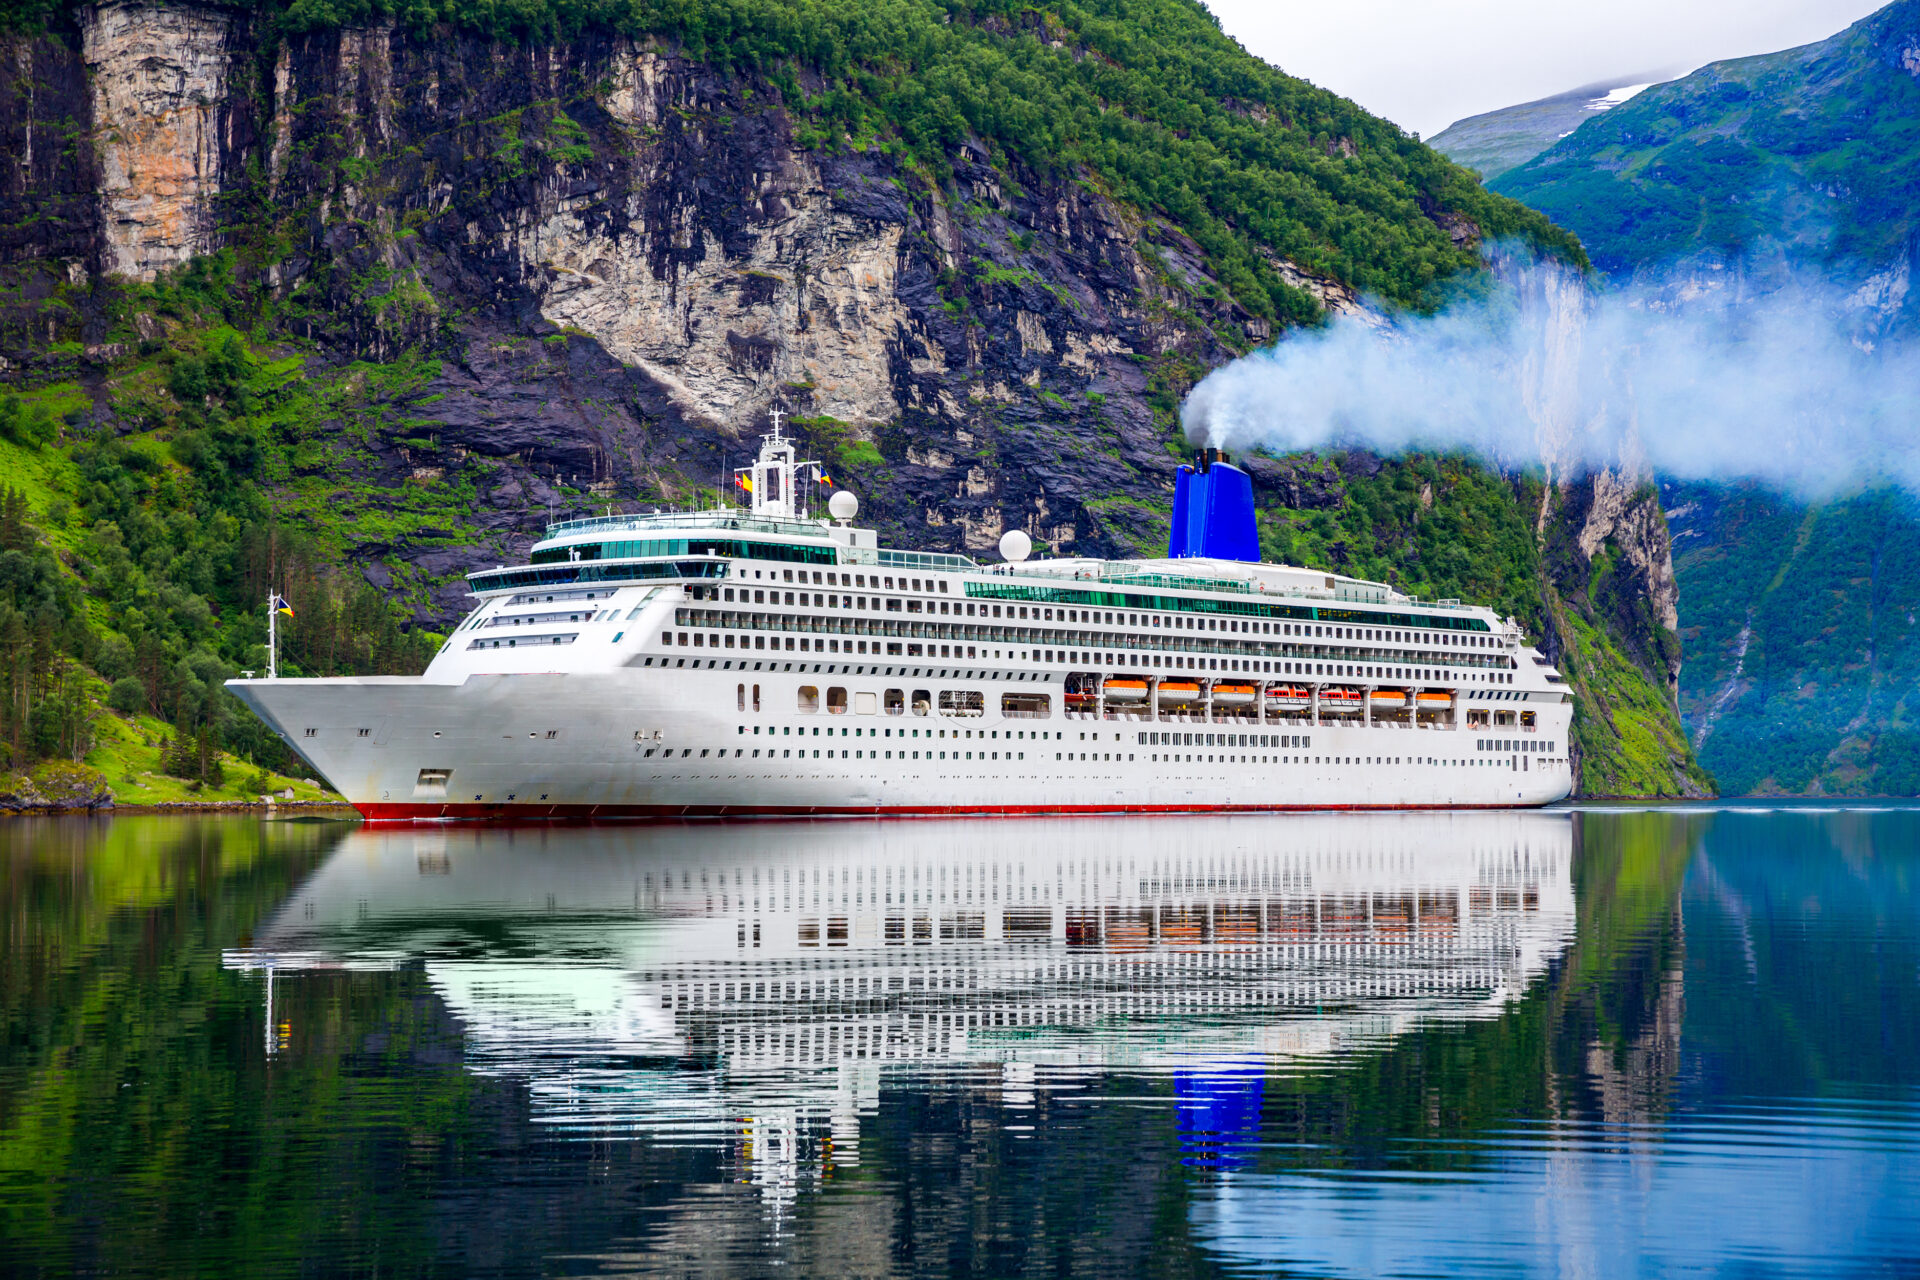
xmin=0 ymin=258 xmax=446 ymax=791
xmin=1668 ymin=482 xmax=1920 ymax=796
xmin=18 ymin=0 xmax=1583 ymax=320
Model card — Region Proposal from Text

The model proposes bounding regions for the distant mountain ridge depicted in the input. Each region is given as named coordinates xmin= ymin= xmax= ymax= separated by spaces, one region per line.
xmin=1428 ymin=75 xmax=1662 ymax=181
xmin=1493 ymin=0 xmax=1920 ymax=312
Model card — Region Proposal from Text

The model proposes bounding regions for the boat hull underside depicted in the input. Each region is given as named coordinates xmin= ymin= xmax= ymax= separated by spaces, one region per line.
xmin=229 ymin=670 xmax=1573 ymax=821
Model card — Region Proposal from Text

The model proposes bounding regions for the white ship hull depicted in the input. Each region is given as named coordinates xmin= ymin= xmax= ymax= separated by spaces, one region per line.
xmin=230 ymin=663 xmax=1573 ymax=819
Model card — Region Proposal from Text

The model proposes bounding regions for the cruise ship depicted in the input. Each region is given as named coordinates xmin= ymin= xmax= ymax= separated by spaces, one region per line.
xmin=228 ymin=418 xmax=1574 ymax=819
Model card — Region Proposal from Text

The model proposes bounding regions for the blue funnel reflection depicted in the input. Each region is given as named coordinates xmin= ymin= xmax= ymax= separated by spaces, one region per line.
xmin=1176 ymin=1066 xmax=1265 ymax=1170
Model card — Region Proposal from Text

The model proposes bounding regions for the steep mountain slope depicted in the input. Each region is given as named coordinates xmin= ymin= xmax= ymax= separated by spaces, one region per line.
xmin=1428 ymin=76 xmax=1658 ymax=181
xmin=1666 ymin=482 xmax=1920 ymax=796
xmin=0 ymin=0 xmax=1702 ymax=797
xmin=1485 ymin=0 xmax=1920 ymax=794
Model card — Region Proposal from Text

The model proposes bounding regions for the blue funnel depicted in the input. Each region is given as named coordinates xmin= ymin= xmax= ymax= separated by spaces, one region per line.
xmin=1169 ymin=451 xmax=1258 ymax=561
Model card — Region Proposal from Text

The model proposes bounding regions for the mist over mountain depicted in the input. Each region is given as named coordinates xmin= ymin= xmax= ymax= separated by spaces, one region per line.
xmin=1473 ymin=0 xmax=1920 ymax=795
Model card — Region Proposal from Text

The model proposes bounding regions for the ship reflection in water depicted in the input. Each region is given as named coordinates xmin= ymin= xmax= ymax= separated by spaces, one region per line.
xmin=226 ymin=813 xmax=1572 ymax=1191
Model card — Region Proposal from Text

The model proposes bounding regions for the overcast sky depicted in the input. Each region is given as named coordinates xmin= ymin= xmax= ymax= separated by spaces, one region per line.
xmin=1202 ymin=0 xmax=1888 ymax=139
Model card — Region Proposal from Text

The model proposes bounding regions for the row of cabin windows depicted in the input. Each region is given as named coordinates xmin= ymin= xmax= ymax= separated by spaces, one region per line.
xmin=640 ymin=746 xmax=1029 ymax=761
xmin=730 ymin=563 xmax=1493 ymax=637
xmin=633 ymin=744 xmax=1563 ymax=768
xmin=688 ymin=586 xmax=1508 ymax=650
xmin=739 ymin=720 xmax=1059 ymax=739
xmin=1146 ymin=753 xmax=1564 ymax=768
xmin=1141 ymin=731 xmax=1312 ymax=748
xmin=655 ymin=633 xmax=1518 ymax=689
xmin=667 ymin=611 xmax=1516 ymax=671
xmin=752 ymin=569 xmax=948 ymax=591
xmin=741 ymin=683 xmax=1052 ymax=720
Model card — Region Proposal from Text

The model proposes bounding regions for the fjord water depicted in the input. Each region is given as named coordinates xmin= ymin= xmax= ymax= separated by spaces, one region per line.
xmin=2 ymin=809 xmax=1915 ymax=1277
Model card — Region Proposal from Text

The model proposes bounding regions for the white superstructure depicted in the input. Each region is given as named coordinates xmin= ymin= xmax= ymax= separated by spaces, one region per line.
xmin=228 ymin=421 xmax=1574 ymax=819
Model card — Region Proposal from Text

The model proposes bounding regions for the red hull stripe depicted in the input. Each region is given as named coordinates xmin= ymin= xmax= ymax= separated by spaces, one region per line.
xmin=355 ymin=800 xmax=1549 ymax=823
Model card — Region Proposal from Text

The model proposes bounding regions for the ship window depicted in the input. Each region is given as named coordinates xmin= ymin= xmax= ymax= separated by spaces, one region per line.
xmin=911 ymin=690 xmax=931 ymax=716
xmin=303 ymin=728 xmax=317 ymax=738
xmin=885 ymin=689 xmax=904 ymax=715
xmin=855 ymin=692 xmax=878 ymax=715
xmin=797 ymin=686 xmax=820 ymax=712
xmin=827 ymin=687 xmax=848 ymax=714
xmin=753 ymin=684 xmax=762 ymax=712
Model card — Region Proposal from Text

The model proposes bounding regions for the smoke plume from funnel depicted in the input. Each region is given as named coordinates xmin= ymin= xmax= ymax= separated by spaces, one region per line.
xmin=1180 ymin=253 xmax=1920 ymax=499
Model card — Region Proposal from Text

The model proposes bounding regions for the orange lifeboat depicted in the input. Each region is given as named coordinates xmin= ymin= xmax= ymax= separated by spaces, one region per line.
xmin=1103 ymin=678 xmax=1149 ymax=703
xmin=1211 ymin=682 xmax=1257 ymax=706
xmin=1370 ymin=689 xmax=1408 ymax=706
xmin=1416 ymin=690 xmax=1454 ymax=706
xmin=1157 ymin=680 xmax=1202 ymax=705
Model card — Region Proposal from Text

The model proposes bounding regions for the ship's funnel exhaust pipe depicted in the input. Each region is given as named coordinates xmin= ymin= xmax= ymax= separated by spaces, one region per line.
xmin=1168 ymin=449 xmax=1258 ymax=561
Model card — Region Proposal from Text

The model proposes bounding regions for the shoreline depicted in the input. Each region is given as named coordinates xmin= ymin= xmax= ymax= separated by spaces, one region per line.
xmin=3 ymin=801 xmax=356 ymax=817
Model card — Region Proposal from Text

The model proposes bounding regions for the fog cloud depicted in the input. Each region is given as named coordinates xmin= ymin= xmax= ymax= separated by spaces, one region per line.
xmin=1181 ymin=255 xmax=1920 ymax=498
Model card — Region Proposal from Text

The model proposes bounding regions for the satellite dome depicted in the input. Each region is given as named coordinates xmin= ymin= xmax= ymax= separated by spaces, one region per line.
xmin=998 ymin=529 xmax=1032 ymax=562
xmin=828 ymin=490 xmax=859 ymax=521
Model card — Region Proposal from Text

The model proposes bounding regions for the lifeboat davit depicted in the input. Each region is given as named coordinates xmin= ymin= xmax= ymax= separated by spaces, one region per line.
xmin=1265 ymin=685 xmax=1310 ymax=708
xmin=1211 ymin=682 xmax=1256 ymax=706
xmin=1157 ymin=681 xmax=1202 ymax=705
xmin=1103 ymin=678 xmax=1149 ymax=703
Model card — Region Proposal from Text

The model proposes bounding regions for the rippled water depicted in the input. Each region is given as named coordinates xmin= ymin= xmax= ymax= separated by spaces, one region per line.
xmin=2 ymin=807 xmax=1916 ymax=1276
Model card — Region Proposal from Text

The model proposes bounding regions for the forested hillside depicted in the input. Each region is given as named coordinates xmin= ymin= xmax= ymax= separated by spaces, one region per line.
xmin=0 ymin=0 xmax=1702 ymax=801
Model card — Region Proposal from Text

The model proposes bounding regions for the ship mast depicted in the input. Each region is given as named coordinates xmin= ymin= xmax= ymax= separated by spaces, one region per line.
xmin=736 ymin=410 xmax=822 ymax=520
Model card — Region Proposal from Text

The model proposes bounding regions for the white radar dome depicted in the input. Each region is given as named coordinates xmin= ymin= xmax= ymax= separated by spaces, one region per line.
xmin=828 ymin=490 xmax=859 ymax=521
xmin=998 ymin=529 xmax=1032 ymax=562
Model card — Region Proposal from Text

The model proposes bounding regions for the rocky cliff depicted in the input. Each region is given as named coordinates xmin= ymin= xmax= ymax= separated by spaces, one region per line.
xmin=0 ymin=0 xmax=1706 ymax=794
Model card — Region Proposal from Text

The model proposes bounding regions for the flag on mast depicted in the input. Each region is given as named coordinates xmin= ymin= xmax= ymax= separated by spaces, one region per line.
xmin=272 ymin=595 xmax=294 ymax=618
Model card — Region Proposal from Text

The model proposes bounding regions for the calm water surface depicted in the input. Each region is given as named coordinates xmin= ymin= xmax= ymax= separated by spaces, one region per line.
xmin=2 ymin=807 xmax=1916 ymax=1277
